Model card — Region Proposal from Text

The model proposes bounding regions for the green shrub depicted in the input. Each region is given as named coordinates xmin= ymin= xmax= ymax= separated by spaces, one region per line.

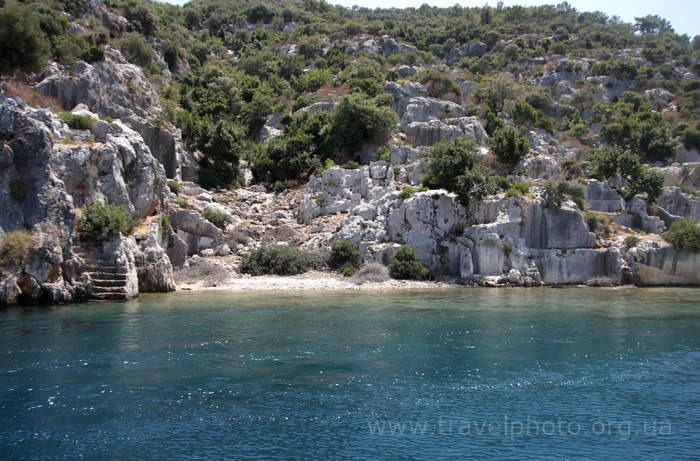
xmin=543 ymin=180 xmax=585 ymax=209
xmin=341 ymin=161 xmax=360 ymax=170
xmin=0 ymin=230 xmax=35 ymax=266
xmin=323 ymin=178 xmax=340 ymax=188
xmin=377 ymin=145 xmax=391 ymax=162
xmin=506 ymin=182 xmax=530 ymax=197
xmin=492 ymin=176 xmax=511 ymax=190
xmin=584 ymin=212 xmax=599 ymax=231
xmin=339 ymin=266 xmax=358 ymax=277
xmin=275 ymin=180 xmax=292 ymax=193
xmin=240 ymin=243 xmax=312 ymax=276
xmin=202 ymin=209 xmax=232 ymax=230
xmin=421 ymin=138 xmax=494 ymax=205
xmin=160 ymin=214 xmax=171 ymax=242
xmin=399 ymin=186 xmax=428 ymax=200
xmin=488 ymin=126 xmax=530 ymax=173
xmin=78 ymin=201 xmax=136 ymax=242
xmin=390 ymin=246 xmax=429 ymax=280
xmin=331 ymin=240 xmax=361 ymax=268
xmin=176 ymin=197 xmax=191 ymax=209
xmin=505 ymin=188 xmax=521 ymax=198
xmin=57 ymin=112 xmax=97 ymax=130
xmin=502 ymin=241 xmax=512 ymax=257
xmin=120 ymin=32 xmax=154 ymax=67
xmin=625 ymin=235 xmax=640 ymax=250
xmin=0 ymin=3 xmax=50 ymax=76
xmin=167 ymin=180 xmax=180 ymax=195
xmin=662 ymin=219 xmax=700 ymax=252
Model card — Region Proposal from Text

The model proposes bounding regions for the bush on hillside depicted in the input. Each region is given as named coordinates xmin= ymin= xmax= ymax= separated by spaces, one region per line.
xmin=662 ymin=219 xmax=700 ymax=252
xmin=390 ymin=246 xmax=429 ymax=280
xmin=78 ymin=201 xmax=136 ymax=242
xmin=0 ymin=230 xmax=35 ymax=266
xmin=240 ymin=243 xmax=312 ymax=276
xmin=202 ymin=209 xmax=232 ymax=230
xmin=331 ymin=240 xmax=361 ymax=268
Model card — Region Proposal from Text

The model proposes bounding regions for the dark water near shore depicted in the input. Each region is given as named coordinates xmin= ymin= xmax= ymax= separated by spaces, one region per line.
xmin=1 ymin=288 xmax=700 ymax=459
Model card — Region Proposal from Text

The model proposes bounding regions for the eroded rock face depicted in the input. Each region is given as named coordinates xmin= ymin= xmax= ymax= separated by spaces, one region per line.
xmin=36 ymin=50 xmax=157 ymax=119
xmin=629 ymin=244 xmax=700 ymax=286
xmin=385 ymin=84 xmax=488 ymax=147
xmin=169 ymin=208 xmax=221 ymax=256
xmin=0 ymin=97 xmax=174 ymax=304
xmin=584 ymin=180 xmax=625 ymax=213
xmin=657 ymin=187 xmax=700 ymax=223
xmin=308 ymin=168 xmax=609 ymax=283
xmin=53 ymin=120 xmax=169 ymax=218
xmin=134 ymin=224 xmax=175 ymax=292
xmin=298 ymin=163 xmax=396 ymax=224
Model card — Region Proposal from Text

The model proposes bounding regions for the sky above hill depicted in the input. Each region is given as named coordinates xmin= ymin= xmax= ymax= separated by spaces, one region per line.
xmin=159 ymin=0 xmax=699 ymax=38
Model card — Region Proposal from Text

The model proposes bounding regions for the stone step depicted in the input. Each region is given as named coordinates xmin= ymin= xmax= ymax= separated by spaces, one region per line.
xmin=92 ymin=286 xmax=128 ymax=294
xmin=90 ymin=272 xmax=129 ymax=281
xmin=86 ymin=265 xmax=128 ymax=275
xmin=91 ymin=279 xmax=127 ymax=288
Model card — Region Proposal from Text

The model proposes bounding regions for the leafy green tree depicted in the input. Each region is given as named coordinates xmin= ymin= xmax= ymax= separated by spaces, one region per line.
xmin=475 ymin=74 xmax=518 ymax=112
xmin=421 ymin=138 xmax=493 ymax=205
xmin=120 ymin=33 xmax=154 ymax=67
xmin=327 ymin=93 xmax=398 ymax=159
xmin=589 ymin=148 xmax=665 ymax=203
xmin=197 ymin=119 xmax=248 ymax=188
xmin=488 ymin=126 xmax=530 ymax=173
xmin=0 ymin=3 xmax=50 ymax=76
xmin=390 ymin=246 xmax=429 ymax=280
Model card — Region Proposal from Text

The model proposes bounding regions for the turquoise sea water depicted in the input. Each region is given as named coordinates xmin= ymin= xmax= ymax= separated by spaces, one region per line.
xmin=1 ymin=288 xmax=700 ymax=459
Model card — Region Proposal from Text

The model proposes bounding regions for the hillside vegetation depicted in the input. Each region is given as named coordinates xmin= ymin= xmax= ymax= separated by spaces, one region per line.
xmin=1 ymin=0 xmax=698 ymax=190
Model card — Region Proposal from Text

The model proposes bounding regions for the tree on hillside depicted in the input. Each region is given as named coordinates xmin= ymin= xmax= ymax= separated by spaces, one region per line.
xmin=0 ymin=3 xmax=50 ymax=76
xmin=589 ymin=147 xmax=665 ymax=203
xmin=327 ymin=93 xmax=398 ymax=160
xmin=421 ymin=138 xmax=494 ymax=205
xmin=488 ymin=126 xmax=530 ymax=173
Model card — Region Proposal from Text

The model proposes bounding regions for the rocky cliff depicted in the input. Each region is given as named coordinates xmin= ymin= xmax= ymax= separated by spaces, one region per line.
xmin=0 ymin=95 xmax=174 ymax=304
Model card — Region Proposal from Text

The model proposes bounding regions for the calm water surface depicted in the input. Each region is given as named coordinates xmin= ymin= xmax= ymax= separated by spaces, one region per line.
xmin=1 ymin=288 xmax=700 ymax=459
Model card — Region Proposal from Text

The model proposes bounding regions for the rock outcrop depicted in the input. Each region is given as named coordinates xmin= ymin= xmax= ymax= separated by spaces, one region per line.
xmin=0 ymin=96 xmax=174 ymax=304
xmin=34 ymin=49 xmax=197 ymax=181
xmin=629 ymin=244 xmax=700 ymax=286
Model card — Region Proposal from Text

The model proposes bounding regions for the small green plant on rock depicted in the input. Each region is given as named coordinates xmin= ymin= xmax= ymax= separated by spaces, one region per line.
xmin=202 ymin=209 xmax=232 ymax=230
xmin=57 ymin=112 xmax=97 ymax=130
xmin=625 ymin=235 xmax=640 ymax=250
xmin=390 ymin=246 xmax=429 ymax=280
xmin=502 ymin=241 xmax=512 ymax=257
xmin=176 ymin=197 xmax=191 ymax=209
xmin=275 ymin=180 xmax=292 ymax=193
xmin=339 ymin=266 xmax=358 ymax=277
xmin=78 ymin=201 xmax=136 ymax=242
xmin=167 ymin=180 xmax=180 ymax=195
xmin=398 ymin=186 xmax=428 ymax=200
xmin=341 ymin=161 xmax=360 ymax=170
xmin=0 ymin=230 xmax=35 ymax=267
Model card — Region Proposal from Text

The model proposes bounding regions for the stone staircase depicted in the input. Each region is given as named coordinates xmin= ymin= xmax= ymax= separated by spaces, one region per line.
xmin=73 ymin=243 xmax=131 ymax=301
